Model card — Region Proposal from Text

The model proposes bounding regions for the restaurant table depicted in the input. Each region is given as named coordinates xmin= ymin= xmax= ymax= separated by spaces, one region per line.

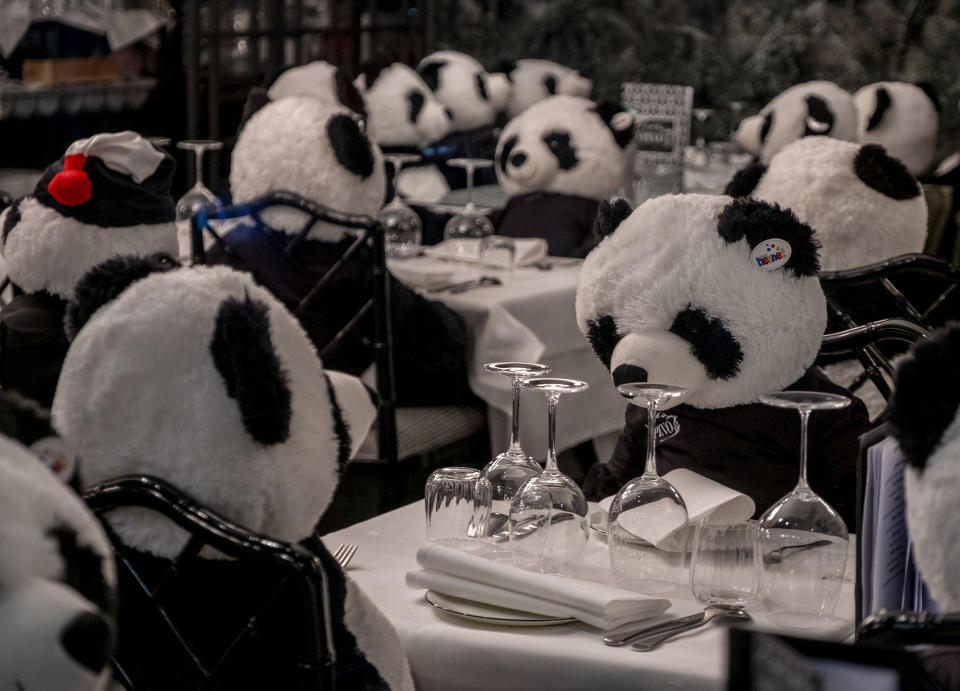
xmin=323 ymin=501 xmax=856 ymax=691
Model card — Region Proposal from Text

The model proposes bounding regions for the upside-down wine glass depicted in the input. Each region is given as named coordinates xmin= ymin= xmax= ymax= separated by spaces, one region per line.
xmin=378 ymin=153 xmax=424 ymax=258
xmin=176 ymin=140 xmax=223 ymax=264
xmin=757 ymin=391 xmax=851 ymax=628
xmin=608 ymin=383 xmax=690 ymax=594
xmin=508 ymin=378 xmax=589 ymax=575
xmin=444 ymin=158 xmax=494 ymax=257
xmin=690 ymin=108 xmax=714 ymax=169
xmin=481 ymin=362 xmax=551 ymax=558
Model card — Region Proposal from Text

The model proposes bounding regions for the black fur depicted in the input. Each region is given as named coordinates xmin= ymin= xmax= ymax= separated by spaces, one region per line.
xmin=498 ymin=135 xmax=518 ymax=174
xmin=2 ymin=196 xmax=22 ymax=242
xmin=803 ymin=94 xmax=835 ymax=136
xmin=542 ymin=131 xmax=577 ymax=170
xmin=61 ymin=612 xmax=112 ymax=673
xmin=594 ymin=102 xmax=634 ymax=148
xmin=407 ymin=89 xmax=425 ymax=124
xmin=355 ymin=56 xmax=391 ymax=90
xmin=543 ymin=74 xmax=557 ymax=95
xmin=915 ymin=81 xmax=940 ymax=113
xmin=723 ymin=161 xmax=767 ymax=197
xmin=323 ymin=374 xmax=352 ymax=473
xmin=417 ymin=60 xmax=445 ymax=92
xmin=593 ymin=197 xmax=633 ymax=240
xmin=889 ymin=324 xmax=960 ymax=471
xmin=333 ymin=67 xmax=367 ymax=120
xmin=65 ymin=254 xmax=179 ymax=341
xmin=474 ymin=72 xmax=488 ymax=101
xmin=716 ymin=198 xmax=821 ymax=278
xmin=49 ymin=523 xmax=113 ymax=612
xmin=866 ymin=86 xmax=891 ymax=131
xmin=586 ymin=314 xmax=621 ymax=369
xmin=582 ymin=462 xmax=623 ymax=502
xmin=760 ymin=111 xmax=773 ymax=144
xmin=237 ymin=87 xmax=272 ymax=134
xmin=612 ymin=364 xmax=649 ymax=387
xmin=669 ymin=306 xmax=743 ymax=380
xmin=854 ymin=144 xmax=921 ymax=200
xmin=210 ymin=293 xmax=293 ymax=446
xmin=327 ymin=114 xmax=375 ymax=179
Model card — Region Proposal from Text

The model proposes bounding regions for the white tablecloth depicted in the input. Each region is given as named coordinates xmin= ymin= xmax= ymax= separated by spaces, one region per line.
xmin=323 ymin=501 xmax=856 ymax=691
xmin=390 ymin=258 xmax=626 ymax=458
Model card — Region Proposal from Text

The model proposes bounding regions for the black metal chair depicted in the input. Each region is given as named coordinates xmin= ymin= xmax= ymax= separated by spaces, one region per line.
xmin=83 ymin=475 xmax=339 ymax=691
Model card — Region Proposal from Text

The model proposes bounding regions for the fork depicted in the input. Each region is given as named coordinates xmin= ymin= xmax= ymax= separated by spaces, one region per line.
xmin=332 ymin=543 xmax=358 ymax=569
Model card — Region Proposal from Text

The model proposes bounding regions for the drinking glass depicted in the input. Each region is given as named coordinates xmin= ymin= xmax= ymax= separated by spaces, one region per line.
xmin=424 ymin=467 xmax=492 ymax=554
xmin=757 ymin=391 xmax=851 ymax=628
xmin=608 ymin=383 xmax=689 ymax=594
xmin=478 ymin=235 xmax=516 ymax=273
xmin=176 ymin=140 xmax=223 ymax=264
xmin=444 ymin=158 xmax=495 ymax=256
xmin=691 ymin=518 xmax=759 ymax=607
xmin=480 ymin=362 xmax=551 ymax=556
xmin=508 ymin=378 xmax=589 ymax=575
xmin=378 ymin=153 xmax=423 ymax=258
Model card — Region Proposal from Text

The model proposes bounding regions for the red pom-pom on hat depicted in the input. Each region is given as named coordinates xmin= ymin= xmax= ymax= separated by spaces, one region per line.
xmin=48 ymin=154 xmax=91 ymax=206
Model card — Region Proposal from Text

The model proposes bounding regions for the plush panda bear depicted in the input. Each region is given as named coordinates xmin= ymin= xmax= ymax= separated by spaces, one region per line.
xmin=493 ymin=58 xmax=593 ymax=118
xmin=854 ymin=81 xmax=939 ymax=177
xmin=52 ymin=257 xmax=413 ymax=690
xmin=0 ymin=130 xmax=178 ymax=407
xmin=732 ymin=81 xmax=859 ymax=164
xmin=0 ymin=419 xmax=116 ymax=691
xmin=576 ymin=194 xmax=870 ymax=526
xmin=491 ymin=95 xmax=634 ymax=256
xmin=208 ymin=95 xmax=473 ymax=407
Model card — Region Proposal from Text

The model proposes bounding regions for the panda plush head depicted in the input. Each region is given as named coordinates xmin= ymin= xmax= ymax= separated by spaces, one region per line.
xmin=733 ymin=81 xmax=859 ymax=165
xmin=416 ymin=50 xmax=510 ymax=132
xmin=576 ymin=194 xmax=826 ymax=410
xmin=854 ymin=81 xmax=940 ymax=177
xmin=0 ymin=430 xmax=116 ymax=691
xmin=495 ymin=96 xmax=634 ymax=201
xmin=494 ymin=58 xmax=593 ymax=118
xmin=230 ymin=97 xmax=386 ymax=242
xmin=0 ymin=131 xmax=178 ymax=299
xmin=52 ymin=258 xmax=377 ymax=559
xmin=725 ymin=136 xmax=927 ymax=272
xmin=354 ymin=61 xmax=452 ymax=148
xmin=890 ymin=324 xmax=960 ymax=611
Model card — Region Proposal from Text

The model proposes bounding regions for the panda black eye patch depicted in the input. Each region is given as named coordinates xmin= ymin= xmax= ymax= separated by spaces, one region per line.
xmin=854 ymin=144 xmax=920 ymax=200
xmin=543 ymin=74 xmax=557 ymax=95
xmin=48 ymin=523 xmax=112 ymax=612
xmin=475 ymin=72 xmax=488 ymax=101
xmin=586 ymin=315 xmax=621 ymax=369
xmin=542 ymin=131 xmax=578 ymax=170
xmin=499 ymin=135 xmax=518 ymax=174
xmin=417 ymin=60 xmax=445 ymax=91
xmin=760 ymin=112 xmax=773 ymax=144
xmin=327 ymin=114 xmax=375 ymax=179
xmin=669 ymin=306 xmax=743 ymax=380
xmin=803 ymin=95 xmax=834 ymax=136
xmin=407 ymin=90 xmax=425 ymax=124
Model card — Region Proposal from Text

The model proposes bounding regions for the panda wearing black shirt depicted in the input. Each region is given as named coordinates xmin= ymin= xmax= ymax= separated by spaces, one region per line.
xmin=576 ymin=194 xmax=870 ymax=528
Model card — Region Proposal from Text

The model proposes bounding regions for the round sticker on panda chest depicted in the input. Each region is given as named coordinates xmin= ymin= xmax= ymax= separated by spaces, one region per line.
xmin=751 ymin=238 xmax=792 ymax=271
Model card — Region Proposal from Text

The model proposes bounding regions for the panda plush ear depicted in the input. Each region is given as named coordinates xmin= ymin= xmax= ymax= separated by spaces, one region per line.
xmin=334 ymin=67 xmax=368 ymax=121
xmin=328 ymin=113 xmax=376 ymax=179
xmin=803 ymin=94 xmax=835 ymax=136
xmin=210 ymin=293 xmax=292 ymax=446
xmin=65 ymin=253 xmax=180 ymax=341
xmin=865 ymin=86 xmax=891 ymax=131
xmin=854 ymin=144 xmax=921 ymax=201
xmin=716 ymin=198 xmax=821 ymax=278
xmin=723 ymin=160 xmax=767 ymax=198
xmin=237 ymin=87 xmax=272 ymax=134
xmin=595 ymin=102 xmax=635 ymax=148
xmin=593 ymin=197 xmax=633 ymax=240
xmin=417 ymin=60 xmax=446 ymax=92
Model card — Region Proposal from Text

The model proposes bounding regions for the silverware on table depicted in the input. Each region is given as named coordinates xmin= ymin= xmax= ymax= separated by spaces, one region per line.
xmin=603 ymin=604 xmax=751 ymax=647
xmin=427 ymin=275 xmax=502 ymax=293
xmin=332 ymin=543 xmax=358 ymax=569
xmin=762 ymin=539 xmax=833 ymax=564
xmin=630 ymin=605 xmax=751 ymax=651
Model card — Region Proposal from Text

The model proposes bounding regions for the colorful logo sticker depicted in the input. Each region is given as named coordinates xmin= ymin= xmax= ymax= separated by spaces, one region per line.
xmin=751 ymin=238 xmax=792 ymax=271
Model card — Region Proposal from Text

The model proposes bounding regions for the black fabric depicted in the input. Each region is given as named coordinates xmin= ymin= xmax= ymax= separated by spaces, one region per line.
xmin=490 ymin=191 xmax=599 ymax=257
xmin=205 ymin=222 xmax=475 ymax=407
xmin=0 ymin=291 xmax=69 ymax=407
xmin=591 ymin=368 xmax=871 ymax=530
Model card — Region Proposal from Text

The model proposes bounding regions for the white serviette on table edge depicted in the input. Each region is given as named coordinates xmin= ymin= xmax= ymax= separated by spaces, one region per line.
xmin=406 ymin=542 xmax=670 ymax=629
xmin=423 ymin=237 xmax=548 ymax=266
xmin=387 ymin=260 xmax=456 ymax=290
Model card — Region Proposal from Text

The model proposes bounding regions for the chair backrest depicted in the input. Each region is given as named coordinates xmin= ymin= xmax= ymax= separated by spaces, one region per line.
xmin=83 ymin=475 xmax=338 ymax=690
xmin=191 ymin=192 xmax=398 ymax=464
xmin=619 ymin=82 xmax=693 ymax=203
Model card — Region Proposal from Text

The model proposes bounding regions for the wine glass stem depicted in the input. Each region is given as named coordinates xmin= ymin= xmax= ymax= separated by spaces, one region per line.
xmin=509 ymin=377 xmax=522 ymax=452
xmin=465 ymin=163 xmax=475 ymax=206
xmin=193 ymin=148 xmax=206 ymax=190
xmin=643 ymin=397 xmax=659 ymax=478
xmin=797 ymin=408 xmax=811 ymax=489
xmin=544 ymin=393 xmax=559 ymax=472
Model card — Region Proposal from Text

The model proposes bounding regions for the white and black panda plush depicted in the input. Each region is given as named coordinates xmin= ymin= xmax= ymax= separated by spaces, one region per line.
xmin=493 ymin=58 xmax=593 ymax=118
xmin=0 ymin=423 xmax=116 ymax=691
xmin=491 ymin=95 xmax=634 ymax=256
xmin=732 ymin=81 xmax=859 ymax=164
xmin=52 ymin=257 xmax=413 ymax=690
xmin=576 ymin=194 xmax=870 ymax=526
xmin=0 ymin=130 xmax=178 ymax=407
xmin=855 ymin=81 xmax=940 ymax=177
xmin=889 ymin=324 xmax=960 ymax=612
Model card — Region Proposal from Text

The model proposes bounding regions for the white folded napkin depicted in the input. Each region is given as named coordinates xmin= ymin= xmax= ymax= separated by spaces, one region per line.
xmin=387 ymin=259 xmax=455 ymax=290
xmin=406 ymin=542 xmax=670 ymax=629
xmin=423 ymin=237 xmax=548 ymax=266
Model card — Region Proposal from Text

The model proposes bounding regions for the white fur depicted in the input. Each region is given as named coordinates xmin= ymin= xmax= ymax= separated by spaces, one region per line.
xmin=576 ymin=194 xmax=826 ymax=410
xmin=855 ymin=81 xmax=939 ymax=177
xmin=229 ymin=98 xmax=386 ymax=242
xmin=1 ymin=198 xmax=177 ymax=299
xmin=268 ymin=60 xmax=343 ymax=106
xmin=417 ymin=50 xmax=508 ymax=132
xmin=504 ymin=59 xmax=593 ymax=118
xmin=751 ymin=137 xmax=927 ymax=271
xmin=496 ymin=95 xmax=626 ymax=200
xmin=733 ymin=114 xmax=763 ymax=156
xmin=52 ymin=266 xmax=376 ymax=559
xmin=359 ymin=63 xmax=452 ymax=148
xmin=395 ymin=166 xmax=450 ymax=202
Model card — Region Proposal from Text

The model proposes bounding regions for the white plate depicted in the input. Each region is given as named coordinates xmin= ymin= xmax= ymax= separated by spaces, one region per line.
xmin=424 ymin=590 xmax=577 ymax=627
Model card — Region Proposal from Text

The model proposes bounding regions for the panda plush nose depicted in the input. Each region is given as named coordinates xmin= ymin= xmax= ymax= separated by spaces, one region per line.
xmin=61 ymin=611 xmax=113 ymax=673
xmin=510 ymin=152 xmax=528 ymax=168
xmin=612 ymin=364 xmax=649 ymax=387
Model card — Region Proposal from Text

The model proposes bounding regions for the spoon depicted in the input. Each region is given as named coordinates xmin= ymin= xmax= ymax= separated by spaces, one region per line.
xmin=487 ymin=512 xmax=575 ymax=543
xmin=630 ymin=605 xmax=751 ymax=651
xmin=762 ymin=539 xmax=833 ymax=564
